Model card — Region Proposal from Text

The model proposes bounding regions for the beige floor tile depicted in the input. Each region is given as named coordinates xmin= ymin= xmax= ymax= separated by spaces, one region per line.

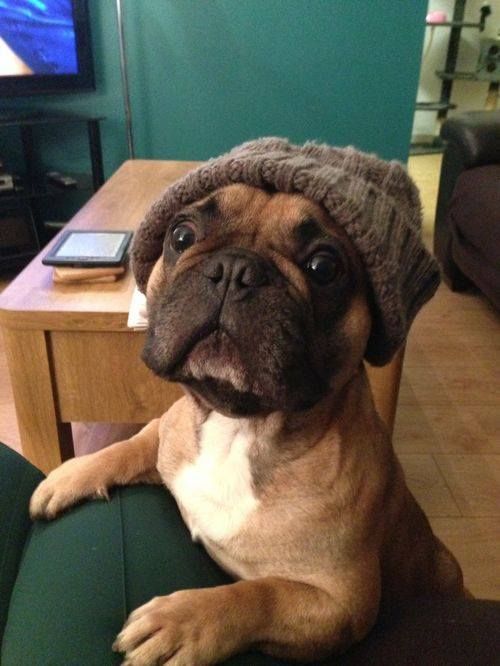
xmin=413 ymin=281 xmax=499 ymax=320
xmin=409 ymin=322 xmax=500 ymax=354
xmin=394 ymin=404 xmax=500 ymax=455
xmin=404 ymin=334 xmax=500 ymax=368
xmin=398 ymin=365 xmax=499 ymax=407
xmin=408 ymin=154 xmax=442 ymax=236
xmin=434 ymin=455 xmax=500 ymax=517
xmin=398 ymin=454 xmax=461 ymax=517
xmin=430 ymin=517 xmax=500 ymax=600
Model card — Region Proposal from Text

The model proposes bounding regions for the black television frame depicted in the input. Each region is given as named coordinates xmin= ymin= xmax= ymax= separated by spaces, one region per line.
xmin=0 ymin=0 xmax=95 ymax=98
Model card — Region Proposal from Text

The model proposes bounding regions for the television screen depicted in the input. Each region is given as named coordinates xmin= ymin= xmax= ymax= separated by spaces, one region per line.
xmin=0 ymin=0 xmax=94 ymax=96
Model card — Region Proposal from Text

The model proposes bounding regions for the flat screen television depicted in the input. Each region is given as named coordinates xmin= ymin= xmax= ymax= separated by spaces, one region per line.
xmin=0 ymin=0 xmax=94 ymax=98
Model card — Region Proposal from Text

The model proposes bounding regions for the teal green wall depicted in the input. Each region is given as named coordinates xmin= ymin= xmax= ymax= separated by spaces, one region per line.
xmin=1 ymin=1 xmax=426 ymax=178
xmin=126 ymin=1 xmax=427 ymax=163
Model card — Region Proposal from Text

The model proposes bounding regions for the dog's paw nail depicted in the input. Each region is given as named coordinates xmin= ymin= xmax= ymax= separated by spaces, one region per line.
xmin=113 ymin=634 xmax=125 ymax=652
xmin=95 ymin=487 xmax=109 ymax=501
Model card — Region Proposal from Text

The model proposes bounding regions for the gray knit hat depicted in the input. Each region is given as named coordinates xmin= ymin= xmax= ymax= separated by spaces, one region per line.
xmin=131 ymin=138 xmax=440 ymax=366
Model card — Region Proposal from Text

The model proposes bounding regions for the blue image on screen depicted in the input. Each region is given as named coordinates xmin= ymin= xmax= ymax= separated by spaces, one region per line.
xmin=0 ymin=0 xmax=78 ymax=75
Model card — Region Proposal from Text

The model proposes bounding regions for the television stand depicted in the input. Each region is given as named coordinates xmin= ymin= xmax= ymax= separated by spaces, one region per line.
xmin=0 ymin=111 xmax=105 ymax=269
xmin=0 ymin=110 xmax=105 ymax=188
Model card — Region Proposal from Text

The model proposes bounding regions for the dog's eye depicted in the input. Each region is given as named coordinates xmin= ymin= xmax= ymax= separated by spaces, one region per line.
xmin=171 ymin=222 xmax=197 ymax=254
xmin=304 ymin=251 xmax=343 ymax=285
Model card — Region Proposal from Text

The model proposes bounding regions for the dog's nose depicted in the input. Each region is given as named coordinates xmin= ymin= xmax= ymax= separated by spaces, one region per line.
xmin=202 ymin=250 xmax=270 ymax=294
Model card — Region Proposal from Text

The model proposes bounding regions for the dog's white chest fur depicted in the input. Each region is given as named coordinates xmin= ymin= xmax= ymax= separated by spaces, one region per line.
xmin=171 ymin=412 xmax=260 ymax=544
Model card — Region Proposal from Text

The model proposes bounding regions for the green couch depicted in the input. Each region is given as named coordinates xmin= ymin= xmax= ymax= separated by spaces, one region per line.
xmin=1 ymin=443 xmax=499 ymax=665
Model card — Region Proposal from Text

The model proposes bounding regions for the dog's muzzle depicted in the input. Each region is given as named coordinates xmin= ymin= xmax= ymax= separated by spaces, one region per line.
xmin=200 ymin=248 xmax=272 ymax=302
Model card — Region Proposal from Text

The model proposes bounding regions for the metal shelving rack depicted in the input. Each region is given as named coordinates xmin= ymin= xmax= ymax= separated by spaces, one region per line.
xmin=411 ymin=0 xmax=492 ymax=154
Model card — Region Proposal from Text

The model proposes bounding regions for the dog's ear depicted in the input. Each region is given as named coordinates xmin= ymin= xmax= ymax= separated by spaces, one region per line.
xmin=363 ymin=285 xmax=395 ymax=367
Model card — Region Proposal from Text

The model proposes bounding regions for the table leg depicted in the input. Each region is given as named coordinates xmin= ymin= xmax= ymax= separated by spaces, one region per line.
xmin=2 ymin=328 xmax=74 ymax=474
xmin=365 ymin=345 xmax=405 ymax=436
xmin=87 ymin=120 xmax=104 ymax=191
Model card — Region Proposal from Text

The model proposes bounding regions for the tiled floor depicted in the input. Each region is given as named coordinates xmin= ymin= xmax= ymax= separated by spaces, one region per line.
xmin=0 ymin=154 xmax=499 ymax=599
xmin=391 ymin=154 xmax=500 ymax=598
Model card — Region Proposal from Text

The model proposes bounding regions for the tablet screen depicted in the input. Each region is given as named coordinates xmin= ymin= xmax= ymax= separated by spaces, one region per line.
xmin=42 ymin=230 xmax=133 ymax=266
xmin=56 ymin=232 xmax=125 ymax=258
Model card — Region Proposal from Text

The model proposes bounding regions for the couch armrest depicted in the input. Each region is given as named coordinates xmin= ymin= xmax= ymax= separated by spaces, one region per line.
xmin=441 ymin=110 xmax=500 ymax=169
xmin=434 ymin=111 xmax=500 ymax=287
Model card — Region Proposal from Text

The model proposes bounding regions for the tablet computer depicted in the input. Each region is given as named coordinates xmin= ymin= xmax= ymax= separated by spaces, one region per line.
xmin=42 ymin=230 xmax=133 ymax=267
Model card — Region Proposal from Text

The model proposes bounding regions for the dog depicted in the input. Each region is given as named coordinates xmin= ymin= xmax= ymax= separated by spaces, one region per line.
xmin=30 ymin=142 xmax=464 ymax=665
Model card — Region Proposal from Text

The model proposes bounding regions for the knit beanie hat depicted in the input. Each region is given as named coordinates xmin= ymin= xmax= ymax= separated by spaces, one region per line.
xmin=131 ymin=138 xmax=440 ymax=366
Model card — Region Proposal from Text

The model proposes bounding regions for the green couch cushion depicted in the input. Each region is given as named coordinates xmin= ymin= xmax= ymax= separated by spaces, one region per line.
xmin=1 ymin=483 xmax=285 ymax=665
xmin=0 ymin=444 xmax=45 ymax=644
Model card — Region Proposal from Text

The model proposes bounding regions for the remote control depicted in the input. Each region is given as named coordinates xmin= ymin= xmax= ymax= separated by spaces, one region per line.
xmin=46 ymin=171 xmax=78 ymax=188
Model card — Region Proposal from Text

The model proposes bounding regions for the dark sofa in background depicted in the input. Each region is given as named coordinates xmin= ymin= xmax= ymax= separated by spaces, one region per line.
xmin=434 ymin=110 xmax=500 ymax=310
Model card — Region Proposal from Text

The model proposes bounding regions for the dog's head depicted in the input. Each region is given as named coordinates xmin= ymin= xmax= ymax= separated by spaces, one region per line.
xmin=134 ymin=138 xmax=441 ymax=416
xmin=142 ymin=184 xmax=371 ymax=416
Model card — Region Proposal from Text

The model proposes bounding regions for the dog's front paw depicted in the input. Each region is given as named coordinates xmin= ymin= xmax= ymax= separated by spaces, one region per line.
xmin=30 ymin=456 xmax=109 ymax=520
xmin=113 ymin=589 xmax=235 ymax=665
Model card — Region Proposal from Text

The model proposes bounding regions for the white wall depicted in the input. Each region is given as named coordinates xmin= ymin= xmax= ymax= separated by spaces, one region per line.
xmin=412 ymin=0 xmax=500 ymax=140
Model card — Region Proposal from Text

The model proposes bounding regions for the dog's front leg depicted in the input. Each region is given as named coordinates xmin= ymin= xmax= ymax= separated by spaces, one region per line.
xmin=114 ymin=571 xmax=380 ymax=665
xmin=30 ymin=418 xmax=161 ymax=520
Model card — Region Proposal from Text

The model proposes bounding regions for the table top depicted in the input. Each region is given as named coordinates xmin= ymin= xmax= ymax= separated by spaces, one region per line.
xmin=0 ymin=160 xmax=201 ymax=331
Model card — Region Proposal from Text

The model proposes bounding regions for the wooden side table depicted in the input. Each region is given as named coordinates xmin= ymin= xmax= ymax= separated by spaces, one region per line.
xmin=0 ymin=160 xmax=199 ymax=473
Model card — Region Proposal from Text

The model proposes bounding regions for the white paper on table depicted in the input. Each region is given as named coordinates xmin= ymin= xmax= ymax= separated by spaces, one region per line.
xmin=127 ymin=286 xmax=148 ymax=330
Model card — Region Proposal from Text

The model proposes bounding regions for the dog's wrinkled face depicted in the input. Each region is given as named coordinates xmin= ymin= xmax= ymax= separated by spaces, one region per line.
xmin=142 ymin=184 xmax=371 ymax=416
